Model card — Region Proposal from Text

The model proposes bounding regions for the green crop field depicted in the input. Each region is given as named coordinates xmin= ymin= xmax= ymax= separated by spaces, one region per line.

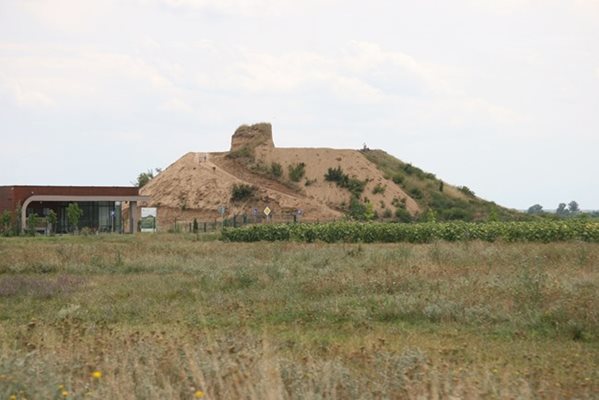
xmin=0 ymin=234 xmax=597 ymax=399
xmin=222 ymin=221 xmax=599 ymax=243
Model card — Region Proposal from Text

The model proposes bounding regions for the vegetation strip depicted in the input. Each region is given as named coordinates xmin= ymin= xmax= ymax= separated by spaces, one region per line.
xmin=223 ymin=221 xmax=599 ymax=243
xmin=1 ymin=235 xmax=597 ymax=398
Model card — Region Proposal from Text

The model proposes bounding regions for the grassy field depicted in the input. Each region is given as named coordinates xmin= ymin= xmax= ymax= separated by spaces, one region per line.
xmin=0 ymin=234 xmax=597 ymax=399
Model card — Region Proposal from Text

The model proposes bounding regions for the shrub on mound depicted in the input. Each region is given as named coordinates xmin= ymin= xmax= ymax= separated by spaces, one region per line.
xmin=231 ymin=184 xmax=257 ymax=202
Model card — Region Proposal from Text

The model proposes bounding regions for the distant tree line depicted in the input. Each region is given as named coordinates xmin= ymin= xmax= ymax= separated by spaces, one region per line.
xmin=527 ymin=201 xmax=598 ymax=218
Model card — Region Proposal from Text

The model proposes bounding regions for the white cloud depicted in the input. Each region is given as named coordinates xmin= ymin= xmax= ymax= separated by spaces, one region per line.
xmin=0 ymin=72 xmax=54 ymax=108
xmin=0 ymin=44 xmax=179 ymax=109
xmin=107 ymin=131 xmax=145 ymax=144
xmin=189 ymin=41 xmax=520 ymax=123
xmin=328 ymin=76 xmax=385 ymax=104
xmin=228 ymin=51 xmax=327 ymax=92
xmin=466 ymin=0 xmax=538 ymax=15
xmin=573 ymin=0 xmax=599 ymax=15
xmin=161 ymin=97 xmax=194 ymax=113
xmin=342 ymin=41 xmax=455 ymax=95
xmin=18 ymin=0 xmax=114 ymax=32
xmin=151 ymin=0 xmax=338 ymax=16
xmin=194 ymin=42 xmax=440 ymax=103
xmin=596 ymin=67 xmax=599 ymax=80
xmin=445 ymin=97 xmax=524 ymax=127
xmin=0 ymin=37 xmax=524 ymax=129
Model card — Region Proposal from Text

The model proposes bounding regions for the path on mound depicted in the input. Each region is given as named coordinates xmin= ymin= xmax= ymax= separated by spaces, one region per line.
xmin=210 ymin=155 xmax=315 ymax=200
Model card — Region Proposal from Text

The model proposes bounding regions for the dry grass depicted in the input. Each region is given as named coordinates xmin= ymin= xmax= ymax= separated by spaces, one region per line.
xmin=0 ymin=234 xmax=598 ymax=399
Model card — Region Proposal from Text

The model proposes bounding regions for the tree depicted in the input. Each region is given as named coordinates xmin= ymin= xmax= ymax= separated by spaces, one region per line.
xmin=347 ymin=197 xmax=363 ymax=219
xmin=527 ymin=204 xmax=544 ymax=215
xmin=66 ymin=203 xmax=83 ymax=233
xmin=135 ymin=169 xmax=155 ymax=188
xmin=0 ymin=210 xmax=11 ymax=235
xmin=426 ymin=209 xmax=437 ymax=223
xmin=568 ymin=201 xmax=580 ymax=214
xmin=556 ymin=203 xmax=569 ymax=216
xmin=47 ymin=209 xmax=57 ymax=235
xmin=488 ymin=206 xmax=498 ymax=222
xmin=27 ymin=213 xmax=39 ymax=236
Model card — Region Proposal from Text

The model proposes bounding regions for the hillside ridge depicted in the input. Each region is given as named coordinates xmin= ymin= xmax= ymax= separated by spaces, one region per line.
xmin=141 ymin=123 xmax=517 ymax=228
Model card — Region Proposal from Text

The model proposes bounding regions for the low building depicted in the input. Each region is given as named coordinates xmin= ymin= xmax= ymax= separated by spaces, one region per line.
xmin=0 ymin=186 xmax=148 ymax=234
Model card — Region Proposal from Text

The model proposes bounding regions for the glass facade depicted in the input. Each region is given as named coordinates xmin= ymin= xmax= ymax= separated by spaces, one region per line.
xmin=27 ymin=201 xmax=123 ymax=233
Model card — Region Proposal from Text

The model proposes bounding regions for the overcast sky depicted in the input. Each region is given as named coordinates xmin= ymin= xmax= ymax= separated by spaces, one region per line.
xmin=1 ymin=0 xmax=598 ymax=210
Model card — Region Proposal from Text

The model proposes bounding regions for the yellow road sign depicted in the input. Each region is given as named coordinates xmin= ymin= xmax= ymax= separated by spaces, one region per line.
xmin=264 ymin=207 xmax=271 ymax=216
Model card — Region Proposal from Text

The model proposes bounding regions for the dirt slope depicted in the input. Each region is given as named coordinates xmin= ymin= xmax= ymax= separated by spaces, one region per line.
xmin=262 ymin=147 xmax=419 ymax=214
xmin=140 ymin=123 xmax=423 ymax=228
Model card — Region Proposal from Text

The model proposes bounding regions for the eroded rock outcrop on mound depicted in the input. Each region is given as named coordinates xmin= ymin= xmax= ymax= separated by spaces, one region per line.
xmin=230 ymin=122 xmax=275 ymax=156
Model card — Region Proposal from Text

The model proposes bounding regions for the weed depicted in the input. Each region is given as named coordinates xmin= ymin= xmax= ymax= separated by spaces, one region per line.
xmin=0 ymin=235 xmax=596 ymax=398
xmin=288 ymin=162 xmax=306 ymax=182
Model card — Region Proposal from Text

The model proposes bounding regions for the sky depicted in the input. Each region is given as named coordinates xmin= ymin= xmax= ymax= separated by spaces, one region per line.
xmin=1 ymin=0 xmax=598 ymax=210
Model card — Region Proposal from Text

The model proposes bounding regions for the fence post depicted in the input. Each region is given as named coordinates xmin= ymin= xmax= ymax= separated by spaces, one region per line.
xmin=203 ymin=222 xmax=207 ymax=232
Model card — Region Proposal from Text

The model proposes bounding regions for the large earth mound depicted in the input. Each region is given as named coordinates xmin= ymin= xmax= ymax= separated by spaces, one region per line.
xmin=141 ymin=123 xmax=518 ymax=229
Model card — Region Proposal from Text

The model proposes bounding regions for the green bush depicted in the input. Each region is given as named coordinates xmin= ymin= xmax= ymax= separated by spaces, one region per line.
xmin=288 ymin=163 xmax=306 ymax=182
xmin=304 ymin=178 xmax=317 ymax=186
xmin=345 ymin=178 xmax=366 ymax=197
xmin=47 ymin=210 xmax=57 ymax=235
xmin=231 ymin=184 xmax=257 ymax=202
xmin=270 ymin=162 xmax=283 ymax=178
xmin=439 ymin=207 xmax=471 ymax=221
xmin=372 ymin=183 xmax=386 ymax=195
xmin=428 ymin=192 xmax=477 ymax=221
xmin=135 ymin=169 xmax=155 ymax=188
xmin=324 ymin=166 xmax=366 ymax=197
xmin=392 ymin=174 xmax=404 ymax=185
xmin=395 ymin=208 xmax=412 ymax=223
xmin=402 ymin=163 xmax=425 ymax=176
xmin=324 ymin=166 xmax=345 ymax=183
xmin=66 ymin=203 xmax=83 ymax=233
xmin=27 ymin=213 xmax=39 ymax=236
xmin=409 ymin=187 xmax=423 ymax=200
xmin=391 ymin=197 xmax=406 ymax=208
xmin=1 ymin=210 xmax=12 ymax=236
xmin=348 ymin=197 xmax=375 ymax=221
xmin=222 ymin=220 xmax=599 ymax=244
xmin=227 ymin=146 xmax=253 ymax=160
xmin=458 ymin=186 xmax=475 ymax=197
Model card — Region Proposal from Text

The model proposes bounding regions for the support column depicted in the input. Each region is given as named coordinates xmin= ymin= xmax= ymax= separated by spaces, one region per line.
xmin=129 ymin=201 xmax=138 ymax=234
xmin=21 ymin=204 xmax=27 ymax=233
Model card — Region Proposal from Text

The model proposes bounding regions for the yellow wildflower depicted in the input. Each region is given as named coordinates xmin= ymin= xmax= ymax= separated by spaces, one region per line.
xmin=10 ymin=395 xmax=17 ymax=400
xmin=91 ymin=370 xmax=102 ymax=379
xmin=194 ymin=390 xmax=205 ymax=398
xmin=62 ymin=390 xmax=69 ymax=397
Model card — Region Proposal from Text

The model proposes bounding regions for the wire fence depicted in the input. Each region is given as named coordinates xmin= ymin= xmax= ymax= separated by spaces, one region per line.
xmin=163 ymin=214 xmax=335 ymax=233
